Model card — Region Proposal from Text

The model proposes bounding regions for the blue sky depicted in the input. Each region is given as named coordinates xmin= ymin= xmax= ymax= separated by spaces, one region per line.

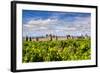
xmin=22 ymin=10 xmax=91 ymax=37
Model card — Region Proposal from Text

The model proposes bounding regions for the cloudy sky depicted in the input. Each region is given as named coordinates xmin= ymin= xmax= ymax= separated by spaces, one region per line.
xmin=22 ymin=10 xmax=91 ymax=37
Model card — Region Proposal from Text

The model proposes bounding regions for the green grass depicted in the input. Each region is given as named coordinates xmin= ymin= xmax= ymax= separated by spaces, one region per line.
xmin=22 ymin=38 xmax=91 ymax=63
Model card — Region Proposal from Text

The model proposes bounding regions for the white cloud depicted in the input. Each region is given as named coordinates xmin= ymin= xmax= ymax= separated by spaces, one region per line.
xmin=23 ymin=15 xmax=91 ymax=37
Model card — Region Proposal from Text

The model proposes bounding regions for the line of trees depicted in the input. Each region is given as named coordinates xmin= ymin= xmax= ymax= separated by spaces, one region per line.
xmin=25 ymin=34 xmax=89 ymax=41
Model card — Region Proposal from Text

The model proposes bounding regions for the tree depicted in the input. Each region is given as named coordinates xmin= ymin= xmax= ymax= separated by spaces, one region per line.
xmin=26 ymin=36 xmax=28 ymax=41
xmin=36 ymin=37 xmax=39 ymax=41
xmin=49 ymin=34 xmax=52 ymax=41
xmin=46 ymin=34 xmax=48 ymax=37
xmin=29 ymin=37 xmax=32 ymax=41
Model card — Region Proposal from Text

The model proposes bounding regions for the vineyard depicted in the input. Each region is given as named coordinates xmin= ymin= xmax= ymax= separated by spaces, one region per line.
xmin=22 ymin=37 xmax=91 ymax=63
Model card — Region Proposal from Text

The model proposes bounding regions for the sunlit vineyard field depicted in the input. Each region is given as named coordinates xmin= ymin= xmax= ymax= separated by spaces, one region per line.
xmin=22 ymin=38 xmax=91 ymax=63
